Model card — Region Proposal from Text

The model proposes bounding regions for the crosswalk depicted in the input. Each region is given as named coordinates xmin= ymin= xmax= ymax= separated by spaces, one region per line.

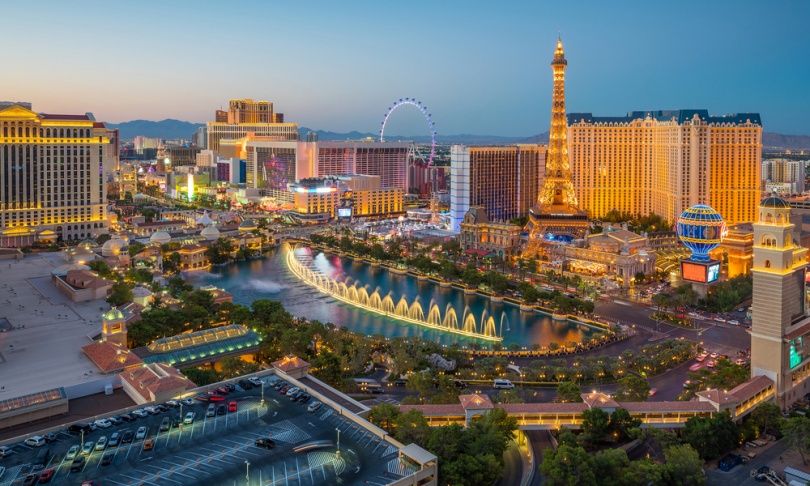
xmin=307 ymin=451 xmax=346 ymax=476
xmin=319 ymin=409 xmax=333 ymax=420
xmin=0 ymin=464 xmax=27 ymax=486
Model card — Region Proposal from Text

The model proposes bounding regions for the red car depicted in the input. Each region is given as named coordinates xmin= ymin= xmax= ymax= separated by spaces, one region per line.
xmin=39 ymin=468 xmax=55 ymax=483
xmin=228 ymin=401 xmax=237 ymax=413
xmin=216 ymin=386 xmax=229 ymax=395
xmin=689 ymin=363 xmax=702 ymax=371
xmin=209 ymin=395 xmax=225 ymax=402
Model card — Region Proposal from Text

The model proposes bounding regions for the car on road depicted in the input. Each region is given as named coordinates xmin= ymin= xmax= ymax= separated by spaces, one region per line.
xmin=729 ymin=320 xmax=740 ymax=326
xmin=307 ymin=401 xmax=323 ymax=413
xmin=24 ymin=436 xmax=46 ymax=447
xmin=254 ymin=438 xmax=275 ymax=449
xmin=94 ymin=418 xmax=112 ymax=429
xmin=38 ymin=468 xmax=55 ymax=483
xmin=109 ymin=433 xmax=120 ymax=448
xmin=455 ymin=380 xmax=468 ymax=389
xmin=689 ymin=363 xmax=702 ymax=371
xmin=135 ymin=427 xmax=148 ymax=440
xmin=228 ymin=401 xmax=238 ymax=413
xmin=183 ymin=412 xmax=196 ymax=425
xmin=100 ymin=451 xmax=114 ymax=466
xmin=710 ymin=352 xmax=719 ymax=359
xmin=81 ymin=441 xmax=94 ymax=455
xmin=393 ymin=379 xmax=407 ymax=387
xmin=707 ymin=360 xmax=716 ymax=368
xmin=493 ymin=379 xmax=515 ymax=389
xmin=22 ymin=474 xmax=38 ymax=486
xmin=65 ymin=445 xmax=80 ymax=460
xmin=143 ymin=438 xmax=155 ymax=451
xmin=649 ymin=388 xmax=658 ymax=396
xmin=714 ymin=317 xmax=726 ymax=323
xmin=735 ymin=358 xmax=748 ymax=366
xmin=95 ymin=436 xmax=107 ymax=451
xmin=121 ymin=430 xmax=133 ymax=444
xmin=70 ymin=456 xmax=85 ymax=472
xmin=181 ymin=398 xmax=195 ymax=406
xmin=695 ymin=355 xmax=706 ymax=362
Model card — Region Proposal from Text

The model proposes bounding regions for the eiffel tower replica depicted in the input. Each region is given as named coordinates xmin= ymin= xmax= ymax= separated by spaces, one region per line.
xmin=524 ymin=37 xmax=588 ymax=257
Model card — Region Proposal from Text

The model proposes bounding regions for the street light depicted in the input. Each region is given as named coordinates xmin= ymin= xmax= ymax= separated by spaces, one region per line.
xmin=245 ymin=460 xmax=250 ymax=486
xmin=336 ymin=427 xmax=341 ymax=457
xmin=261 ymin=381 xmax=265 ymax=406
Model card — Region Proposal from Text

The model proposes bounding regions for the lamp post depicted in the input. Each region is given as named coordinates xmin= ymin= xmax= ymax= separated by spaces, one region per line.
xmin=245 ymin=460 xmax=250 ymax=486
xmin=179 ymin=403 xmax=183 ymax=429
xmin=261 ymin=381 xmax=265 ymax=406
xmin=336 ymin=427 xmax=341 ymax=457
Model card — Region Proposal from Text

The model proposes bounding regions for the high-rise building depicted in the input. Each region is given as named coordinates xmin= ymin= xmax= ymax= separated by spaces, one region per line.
xmin=762 ymin=158 xmax=804 ymax=195
xmin=450 ymin=144 xmax=545 ymax=232
xmin=750 ymin=196 xmax=810 ymax=408
xmin=167 ymin=146 xmax=201 ymax=168
xmin=206 ymin=99 xmax=297 ymax=153
xmin=0 ymin=103 xmax=111 ymax=246
xmin=408 ymin=161 xmax=448 ymax=197
xmin=227 ymin=99 xmax=274 ymax=124
xmin=192 ymin=126 xmax=208 ymax=149
xmin=525 ymin=38 xmax=588 ymax=251
xmin=567 ymin=110 xmax=762 ymax=224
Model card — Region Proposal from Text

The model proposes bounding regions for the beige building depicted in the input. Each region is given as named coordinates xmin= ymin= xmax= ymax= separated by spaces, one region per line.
xmin=568 ymin=110 xmax=762 ymax=225
xmin=226 ymin=99 xmax=282 ymax=124
xmin=206 ymin=121 xmax=298 ymax=153
xmin=459 ymin=206 xmax=522 ymax=258
xmin=762 ymin=158 xmax=804 ymax=194
xmin=563 ymin=229 xmax=656 ymax=287
xmin=450 ymin=144 xmax=546 ymax=232
xmin=0 ymin=103 xmax=112 ymax=245
xmin=750 ymin=196 xmax=810 ymax=408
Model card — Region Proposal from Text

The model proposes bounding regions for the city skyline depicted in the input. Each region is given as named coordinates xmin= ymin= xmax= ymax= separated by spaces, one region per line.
xmin=2 ymin=1 xmax=809 ymax=136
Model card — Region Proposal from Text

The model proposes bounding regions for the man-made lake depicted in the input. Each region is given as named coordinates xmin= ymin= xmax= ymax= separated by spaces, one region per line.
xmin=185 ymin=246 xmax=599 ymax=347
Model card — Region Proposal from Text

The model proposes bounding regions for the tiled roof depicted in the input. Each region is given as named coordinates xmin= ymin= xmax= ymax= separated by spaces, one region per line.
xmin=136 ymin=220 xmax=186 ymax=228
xmin=64 ymin=270 xmax=114 ymax=290
xmin=459 ymin=394 xmax=494 ymax=410
xmin=499 ymin=403 xmax=589 ymax=414
xmin=398 ymin=404 xmax=465 ymax=415
xmin=727 ymin=375 xmax=774 ymax=403
xmin=82 ymin=341 xmax=143 ymax=373
xmin=40 ymin=113 xmax=91 ymax=120
xmin=121 ymin=363 xmax=195 ymax=402
xmin=272 ymin=355 xmax=311 ymax=373
xmin=582 ymin=392 xmax=619 ymax=409
xmin=618 ymin=401 xmax=717 ymax=412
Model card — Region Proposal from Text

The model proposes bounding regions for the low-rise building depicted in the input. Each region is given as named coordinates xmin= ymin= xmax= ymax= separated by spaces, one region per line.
xmin=179 ymin=243 xmax=209 ymax=270
xmin=459 ymin=206 xmax=521 ymax=258
xmin=52 ymin=269 xmax=114 ymax=303
xmin=563 ymin=229 xmax=656 ymax=287
xmin=133 ymin=220 xmax=187 ymax=237
xmin=120 ymin=363 xmax=196 ymax=405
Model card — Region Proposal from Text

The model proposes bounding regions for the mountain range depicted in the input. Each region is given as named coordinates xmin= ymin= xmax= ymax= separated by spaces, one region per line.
xmin=108 ymin=119 xmax=810 ymax=150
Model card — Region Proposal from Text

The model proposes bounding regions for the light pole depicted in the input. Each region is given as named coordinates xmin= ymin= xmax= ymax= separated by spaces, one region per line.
xmin=80 ymin=429 xmax=84 ymax=447
xmin=261 ymin=381 xmax=265 ymax=406
xmin=179 ymin=403 xmax=183 ymax=429
xmin=245 ymin=460 xmax=250 ymax=486
xmin=336 ymin=427 xmax=341 ymax=457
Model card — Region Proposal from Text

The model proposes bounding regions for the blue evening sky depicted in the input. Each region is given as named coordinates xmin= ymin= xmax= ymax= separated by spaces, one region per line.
xmin=1 ymin=1 xmax=808 ymax=136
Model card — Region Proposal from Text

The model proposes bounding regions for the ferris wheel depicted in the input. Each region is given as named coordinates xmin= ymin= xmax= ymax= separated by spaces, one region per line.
xmin=379 ymin=98 xmax=436 ymax=166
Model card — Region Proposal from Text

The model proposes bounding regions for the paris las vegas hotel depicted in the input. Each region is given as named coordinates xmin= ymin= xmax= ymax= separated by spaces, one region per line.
xmin=0 ymin=102 xmax=116 ymax=246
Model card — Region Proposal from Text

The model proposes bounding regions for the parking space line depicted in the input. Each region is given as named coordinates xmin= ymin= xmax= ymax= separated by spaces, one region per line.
xmin=142 ymin=463 xmax=197 ymax=480
xmin=99 ymin=477 xmax=129 ymax=486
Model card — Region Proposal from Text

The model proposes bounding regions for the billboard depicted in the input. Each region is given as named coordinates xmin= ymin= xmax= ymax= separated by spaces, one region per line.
xmin=707 ymin=263 xmax=720 ymax=283
xmin=337 ymin=207 xmax=352 ymax=219
xmin=682 ymin=261 xmax=707 ymax=283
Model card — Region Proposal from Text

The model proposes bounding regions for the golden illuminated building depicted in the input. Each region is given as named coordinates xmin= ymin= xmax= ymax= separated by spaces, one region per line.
xmin=568 ymin=110 xmax=762 ymax=225
xmin=750 ymin=196 xmax=810 ymax=408
xmin=459 ymin=207 xmax=522 ymax=258
xmin=712 ymin=223 xmax=754 ymax=278
xmin=525 ymin=38 xmax=589 ymax=251
xmin=0 ymin=103 xmax=110 ymax=246
xmin=206 ymin=99 xmax=297 ymax=153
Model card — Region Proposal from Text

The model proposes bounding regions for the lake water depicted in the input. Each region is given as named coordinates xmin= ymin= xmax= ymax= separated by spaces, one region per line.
xmin=184 ymin=246 xmax=599 ymax=347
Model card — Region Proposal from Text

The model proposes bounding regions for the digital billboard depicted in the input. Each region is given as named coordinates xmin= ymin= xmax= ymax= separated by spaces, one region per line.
xmin=707 ymin=263 xmax=720 ymax=283
xmin=337 ymin=207 xmax=352 ymax=218
xmin=682 ymin=261 xmax=707 ymax=283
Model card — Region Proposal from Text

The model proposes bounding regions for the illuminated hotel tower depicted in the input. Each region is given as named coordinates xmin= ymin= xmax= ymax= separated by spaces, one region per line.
xmin=750 ymin=196 xmax=810 ymax=408
xmin=526 ymin=38 xmax=587 ymax=253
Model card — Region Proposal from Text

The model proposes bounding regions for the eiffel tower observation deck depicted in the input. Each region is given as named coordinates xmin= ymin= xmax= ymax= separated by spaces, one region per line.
xmin=526 ymin=37 xmax=588 ymax=255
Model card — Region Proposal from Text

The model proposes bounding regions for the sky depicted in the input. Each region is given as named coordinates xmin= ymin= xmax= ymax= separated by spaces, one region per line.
xmin=2 ymin=1 xmax=810 ymax=136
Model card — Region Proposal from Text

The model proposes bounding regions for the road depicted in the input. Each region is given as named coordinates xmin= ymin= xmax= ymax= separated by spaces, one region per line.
xmin=526 ymin=430 xmax=555 ymax=486
xmin=497 ymin=441 xmax=523 ymax=486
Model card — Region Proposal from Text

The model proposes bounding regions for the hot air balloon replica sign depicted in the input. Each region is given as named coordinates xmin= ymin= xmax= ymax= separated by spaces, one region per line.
xmin=676 ymin=204 xmax=726 ymax=295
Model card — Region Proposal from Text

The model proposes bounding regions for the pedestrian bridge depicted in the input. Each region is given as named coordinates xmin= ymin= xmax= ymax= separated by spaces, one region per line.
xmin=399 ymin=375 xmax=774 ymax=430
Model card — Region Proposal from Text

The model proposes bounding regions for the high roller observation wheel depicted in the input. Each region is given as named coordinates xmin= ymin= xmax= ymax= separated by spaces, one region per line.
xmin=379 ymin=98 xmax=436 ymax=165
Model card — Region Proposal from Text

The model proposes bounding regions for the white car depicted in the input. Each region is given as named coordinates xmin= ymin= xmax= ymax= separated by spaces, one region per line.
xmin=729 ymin=320 xmax=740 ymax=326
xmin=135 ymin=427 xmax=148 ymax=440
xmin=95 ymin=436 xmax=108 ymax=451
xmin=94 ymin=419 xmax=112 ymax=429
xmin=81 ymin=441 xmax=94 ymax=455
xmin=131 ymin=409 xmax=148 ymax=418
xmin=0 ymin=446 xmax=11 ymax=457
xmin=24 ymin=436 xmax=46 ymax=447
xmin=144 ymin=406 xmax=160 ymax=415
xmin=65 ymin=445 xmax=80 ymax=460
xmin=165 ymin=400 xmax=179 ymax=408
xmin=307 ymin=401 xmax=322 ymax=413
xmin=248 ymin=377 xmax=262 ymax=387
xmin=181 ymin=398 xmax=195 ymax=406
xmin=286 ymin=387 xmax=300 ymax=396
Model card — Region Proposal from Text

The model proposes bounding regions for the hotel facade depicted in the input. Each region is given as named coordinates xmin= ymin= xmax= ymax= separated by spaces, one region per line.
xmin=0 ymin=103 xmax=112 ymax=246
xmin=567 ymin=110 xmax=762 ymax=225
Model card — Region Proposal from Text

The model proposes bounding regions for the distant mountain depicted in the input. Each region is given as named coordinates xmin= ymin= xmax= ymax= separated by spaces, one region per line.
xmin=108 ymin=119 xmax=204 ymax=140
xmin=298 ymin=127 xmax=550 ymax=145
xmin=763 ymin=132 xmax=810 ymax=151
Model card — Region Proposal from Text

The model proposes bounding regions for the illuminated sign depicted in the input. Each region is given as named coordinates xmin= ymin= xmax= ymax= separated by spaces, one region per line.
xmin=295 ymin=187 xmax=337 ymax=194
xmin=707 ymin=263 xmax=720 ymax=283
xmin=682 ymin=261 xmax=707 ymax=283
xmin=337 ymin=208 xmax=352 ymax=218
xmin=791 ymin=337 xmax=803 ymax=369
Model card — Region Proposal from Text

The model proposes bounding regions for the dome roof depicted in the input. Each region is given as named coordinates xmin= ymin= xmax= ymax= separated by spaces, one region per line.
xmin=196 ymin=211 xmax=214 ymax=226
xmin=133 ymin=193 xmax=148 ymax=200
xmin=200 ymin=223 xmax=221 ymax=240
xmin=103 ymin=307 xmax=125 ymax=321
xmin=150 ymin=231 xmax=172 ymax=244
xmin=239 ymin=219 xmax=258 ymax=230
xmin=102 ymin=236 xmax=128 ymax=256
xmin=760 ymin=196 xmax=790 ymax=209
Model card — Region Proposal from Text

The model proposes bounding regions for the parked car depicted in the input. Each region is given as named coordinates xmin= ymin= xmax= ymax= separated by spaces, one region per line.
xmin=43 ymin=433 xmax=58 ymax=443
xmin=649 ymin=388 xmax=658 ymax=396
xmin=144 ymin=406 xmax=160 ymax=415
xmin=65 ymin=445 xmax=80 ymax=460
xmin=120 ymin=413 xmax=136 ymax=422
xmin=710 ymin=352 xmax=719 ymax=359
xmin=0 ymin=446 xmax=13 ymax=457
xmin=254 ymin=438 xmax=275 ymax=449
xmin=172 ymin=414 xmax=182 ymax=428
xmin=143 ymin=438 xmax=155 ymax=451
xmin=207 ymin=404 xmax=216 ymax=418
xmin=121 ymin=430 xmax=134 ymax=444
xmin=298 ymin=393 xmax=311 ymax=404
xmin=81 ymin=442 xmax=94 ymax=455
xmin=248 ymin=377 xmax=262 ymax=387
xmin=307 ymin=402 xmax=323 ymax=413
xmin=135 ymin=427 xmax=148 ymax=440
xmin=735 ymin=358 xmax=748 ymax=366
xmin=238 ymin=380 xmax=253 ymax=390
xmin=24 ymin=436 xmax=46 ymax=447
xmin=181 ymin=398 xmax=195 ymax=406
xmin=165 ymin=400 xmax=179 ymax=408
xmin=95 ymin=436 xmax=108 ymax=451
xmin=131 ymin=409 xmax=148 ymax=418
xmin=729 ymin=320 xmax=740 ymax=326
xmin=217 ymin=405 xmax=227 ymax=416
xmin=183 ymin=412 xmax=196 ymax=425
xmin=707 ymin=360 xmax=716 ymax=368
xmin=274 ymin=381 xmax=287 ymax=390
xmin=22 ymin=474 xmax=38 ymax=486
xmin=94 ymin=419 xmax=112 ymax=429
xmin=108 ymin=416 xmax=123 ymax=425
xmin=289 ymin=390 xmax=303 ymax=401
xmin=228 ymin=401 xmax=238 ymax=413
xmin=159 ymin=417 xmax=171 ymax=432
xmin=215 ymin=387 xmax=229 ymax=395
xmin=38 ymin=468 xmax=55 ymax=483
xmin=109 ymin=433 xmax=120 ymax=448
xmin=689 ymin=363 xmax=702 ymax=371
xmin=695 ymin=355 xmax=706 ymax=362
xmin=100 ymin=451 xmax=114 ymax=466
xmin=70 ymin=456 xmax=85 ymax=472
xmin=683 ymin=380 xmax=692 ymax=388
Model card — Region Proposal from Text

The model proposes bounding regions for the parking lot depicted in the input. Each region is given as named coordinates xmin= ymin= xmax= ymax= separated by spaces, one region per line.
xmin=0 ymin=379 xmax=412 ymax=485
